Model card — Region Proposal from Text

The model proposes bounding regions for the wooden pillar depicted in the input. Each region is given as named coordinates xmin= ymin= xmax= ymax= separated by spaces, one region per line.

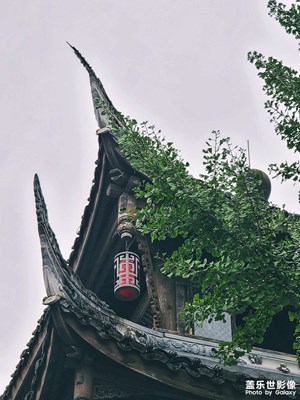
xmin=176 ymin=278 xmax=193 ymax=334
xmin=74 ymin=363 xmax=93 ymax=400
xmin=154 ymin=263 xmax=177 ymax=331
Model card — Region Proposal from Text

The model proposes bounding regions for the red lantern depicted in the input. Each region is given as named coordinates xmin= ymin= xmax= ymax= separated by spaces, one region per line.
xmin=114 ymin=251 xmax=140 ymax=301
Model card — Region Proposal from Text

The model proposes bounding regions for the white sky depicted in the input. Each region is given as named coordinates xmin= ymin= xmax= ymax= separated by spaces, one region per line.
xmin=0 ymin=0 xmax=299 ymax=393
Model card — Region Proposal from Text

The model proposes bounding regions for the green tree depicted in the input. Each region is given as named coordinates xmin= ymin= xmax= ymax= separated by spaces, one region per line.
xmin=103 ymin=1 xmax=300 ymax=365
xmin=112 ymin=118 xmax=300 ymax=365
xmin=248 ymin=0 xmax=300 ymax=184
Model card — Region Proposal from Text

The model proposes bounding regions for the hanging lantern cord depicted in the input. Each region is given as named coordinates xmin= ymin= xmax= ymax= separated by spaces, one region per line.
xmin=125 ymin=237 xmax=135 ymax=251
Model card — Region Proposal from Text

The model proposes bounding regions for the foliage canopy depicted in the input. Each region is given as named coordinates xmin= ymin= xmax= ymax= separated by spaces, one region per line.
xmin=248 ymin=0 xmax=300 ymax=185
xmin=104 ymin=0 xmax=300 ymax=365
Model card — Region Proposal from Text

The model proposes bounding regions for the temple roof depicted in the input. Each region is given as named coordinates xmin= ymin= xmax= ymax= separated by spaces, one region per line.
xmin=9 ymin=175 xmax=300 ymax=398
xmin=2 ymin=48 xmax=300 ymax=400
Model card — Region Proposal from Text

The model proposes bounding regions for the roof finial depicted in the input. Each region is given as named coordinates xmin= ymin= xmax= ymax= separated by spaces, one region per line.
xmin=66 ymin=42 xmax=95 ymax=75
xmin=67 ymin=43 xmax=123 ymax=132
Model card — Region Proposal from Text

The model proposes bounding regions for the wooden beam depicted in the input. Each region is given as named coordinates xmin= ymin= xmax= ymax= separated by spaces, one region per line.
xmin=154 ymin=263 xmax=177 ymax=331
xmin=74 ymin=363 xmax=93 ymax=400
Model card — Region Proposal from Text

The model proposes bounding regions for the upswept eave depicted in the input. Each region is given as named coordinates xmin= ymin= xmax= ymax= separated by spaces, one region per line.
xmin=1 ymin=175 xmax=66 ymax=400
xmin=33 ymin=174 xmax=113 ymax=319
xmin=34 ymin=174 xmax=66 ymax=271
xmin=66 ymin=47 xmax=150 ymax=279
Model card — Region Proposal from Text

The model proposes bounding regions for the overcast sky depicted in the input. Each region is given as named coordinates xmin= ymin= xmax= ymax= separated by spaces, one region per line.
xmin=0 ymin=0 xmax=299 ymax=393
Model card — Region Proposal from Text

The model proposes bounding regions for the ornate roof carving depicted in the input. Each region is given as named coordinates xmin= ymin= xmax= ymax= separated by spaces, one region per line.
xmin=137 ymin=235 xmax=162 ymax=328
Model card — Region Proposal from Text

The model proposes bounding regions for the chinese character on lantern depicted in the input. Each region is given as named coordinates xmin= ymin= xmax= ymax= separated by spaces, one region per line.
xmin=114 ymin=251 xmax=140 ymax=301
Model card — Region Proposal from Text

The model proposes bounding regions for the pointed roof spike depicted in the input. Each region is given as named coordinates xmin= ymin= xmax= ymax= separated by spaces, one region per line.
xmin=34 ymin=173 xmax=49 ymax=226
xmin=66 ymin=42 xmax=95 ymax=75
xmin=33 ymin=174 xmax=65 ymax=263
xmin=67 ymin=43 xmax=123 ymax=131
